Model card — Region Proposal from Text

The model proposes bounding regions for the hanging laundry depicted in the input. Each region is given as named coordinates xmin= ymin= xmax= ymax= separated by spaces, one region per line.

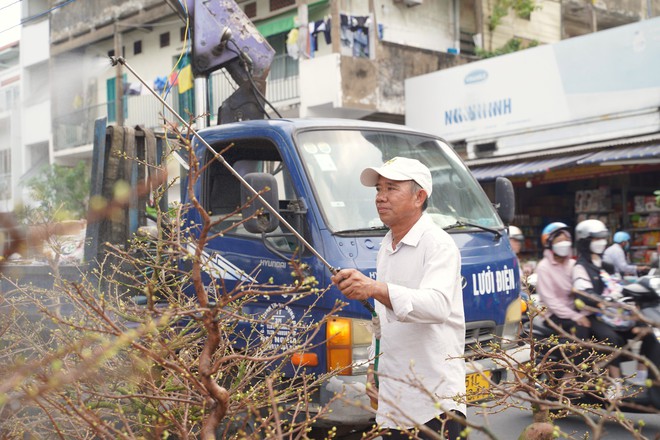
xmin=313 ymin=19 xmax=331 ymax=45
xmin=153 ymin=76 xmax=167 ymax=94
xmin=353 ymin=28 xmax=369 ymax=57
xmin=168 ymin=71 xmax=179 ymax=88
xmin=286 ymin=27 xmax=300 ymax=60
xmin=340 ymin=14 xmax=354 ymax=54
xmin=127 ymin=82 xmax=142 ymax=95
xmin=72 ymin=94 xmax=83 ymax=109
xmin=308 ymin=22 xmax=317 ymax=56
xmin=351 ymin=15 xmax=371 ymax=58
xmin=309 ymin=18 xmax=332 ymax=56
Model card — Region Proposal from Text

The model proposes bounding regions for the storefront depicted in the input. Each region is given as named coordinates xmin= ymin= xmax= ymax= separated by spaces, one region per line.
xmin=405 ymin=18 xmax=660 ymax=269
xmin=468 ymin=138 xmax=660 ymax=266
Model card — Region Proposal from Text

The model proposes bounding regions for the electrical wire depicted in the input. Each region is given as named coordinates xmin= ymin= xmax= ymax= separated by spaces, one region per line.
xmin=220 ymin=43 xmax=271 ymax=120
xmin=0 ymin=0 xmax=77 ymax=35
xmin=162 ymin=0 xmax=191 ymax=101
xmin=226 ymin=38 xmax=282 ymax=119
xmin=162 ymin=0 xmax=192 ymax=160
xmin=0 ymin=0 xmax=21 ymax=13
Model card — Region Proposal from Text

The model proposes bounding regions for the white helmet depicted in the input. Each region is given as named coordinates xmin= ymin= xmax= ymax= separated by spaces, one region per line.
xmin=508 ymin=225 xmax=524 ymax=242
xmin=575 ymin=219 xmax=608 ymax=241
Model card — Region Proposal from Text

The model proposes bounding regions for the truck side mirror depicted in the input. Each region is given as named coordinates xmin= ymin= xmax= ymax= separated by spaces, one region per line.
xmin=241 ymin=173 xmax=280 ymax=233
xmin=495 ymin=177 xmax=515 ymax=225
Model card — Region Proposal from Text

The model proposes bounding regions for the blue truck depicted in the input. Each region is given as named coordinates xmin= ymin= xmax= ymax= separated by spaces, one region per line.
xmin=97 ymin=0 xmax=524 ymax=429
xmin=178 ymin=117 xmax=523 ymax=427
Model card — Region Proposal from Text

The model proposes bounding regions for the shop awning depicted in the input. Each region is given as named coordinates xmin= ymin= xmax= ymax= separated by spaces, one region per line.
xmin=576 ymin=144 xmax=660 ymax=165
xmin=256 ymin=13 xmax=296 ymax=38
xmin=469 ymin=154 xmax=589 ymax=181
xmin=255 ymin=0 xmax=328 ymax=38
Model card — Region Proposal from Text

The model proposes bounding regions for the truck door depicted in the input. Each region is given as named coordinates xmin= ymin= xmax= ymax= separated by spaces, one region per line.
xmin=200 ymin=137 xmax=316 ymax=297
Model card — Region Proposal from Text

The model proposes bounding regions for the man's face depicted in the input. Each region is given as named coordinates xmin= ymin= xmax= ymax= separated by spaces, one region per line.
xmin=374 ymin=176 xmax=424 ymax=228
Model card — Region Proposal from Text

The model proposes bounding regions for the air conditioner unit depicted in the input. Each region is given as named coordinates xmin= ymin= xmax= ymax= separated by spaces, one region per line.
xmin=404 ymin=0 xmax=423 ymax=6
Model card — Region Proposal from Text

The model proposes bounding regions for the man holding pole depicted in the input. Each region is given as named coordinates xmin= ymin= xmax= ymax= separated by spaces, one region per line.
xmin=331 ymin=157 xmax=466 ymax=439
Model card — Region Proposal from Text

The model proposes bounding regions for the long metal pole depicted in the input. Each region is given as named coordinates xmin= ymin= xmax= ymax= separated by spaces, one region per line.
xmin=109 ymin=56 xmax=336 ymax=274
xmin=114 ymin=24 xmax=124 ymax=126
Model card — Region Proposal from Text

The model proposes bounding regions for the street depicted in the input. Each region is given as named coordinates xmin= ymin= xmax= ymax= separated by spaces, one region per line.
xmin=467 ymin=403 xmax=660 ymax=439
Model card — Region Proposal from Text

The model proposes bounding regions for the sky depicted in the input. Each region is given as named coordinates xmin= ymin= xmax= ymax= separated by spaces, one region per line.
xmin=0 ymin=0 xmax=21 ymax=47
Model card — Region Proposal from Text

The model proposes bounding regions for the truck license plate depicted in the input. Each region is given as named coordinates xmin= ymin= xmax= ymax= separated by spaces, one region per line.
xmin=465 ymin=371 xmax=491 ymax=402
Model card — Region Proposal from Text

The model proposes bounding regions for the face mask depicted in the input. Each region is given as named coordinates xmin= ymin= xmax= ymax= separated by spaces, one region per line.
xmin=590 ymin=239 xmax=608 ymax=255
xmin=551 ymin=241 xmax=572 ymax=257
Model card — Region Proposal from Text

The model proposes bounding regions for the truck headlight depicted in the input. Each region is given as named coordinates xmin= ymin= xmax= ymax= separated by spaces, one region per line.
xmin=327 ymin=317 xmax=372 ymax=376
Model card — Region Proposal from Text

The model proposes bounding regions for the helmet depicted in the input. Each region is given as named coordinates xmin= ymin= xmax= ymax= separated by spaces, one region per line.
xmin=575 ymin=219 xmax=609 ymax=241
xmin=613 ymin=231 xmax=631 ymax=244
xmin=541 ymin=222 xmax=571 ymax=248
xmin=508 ymin=225 xmax=524 ymax=242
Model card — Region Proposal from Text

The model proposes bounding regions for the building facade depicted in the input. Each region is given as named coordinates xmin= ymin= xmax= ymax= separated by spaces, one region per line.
xmin=2 ymin=0 xmax=656 ymax=211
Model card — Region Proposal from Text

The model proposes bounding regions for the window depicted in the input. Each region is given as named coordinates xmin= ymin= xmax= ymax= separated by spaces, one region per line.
xmin=107 ymin=46 xmax=125 ymax=58
xmin=160 ymin=32 xmax=170 ymax=48
xmin=269 ymin=0 xmax=294 ymax=12
xmin=244 ymin=2 xmax=256 ymax=18
xmin=266 ymin=33 xmax=299 ymax=80
xmin=133 ymin=40 xmax=142 ymax=55
xmin=0 ymin=84 xmax=19 ymax=112
xmin=296 ymin=129 xmax=504 ymax=231
xmin=475 ymin=141 xmax=497 ymax=156
xmin=106 ymin=74 xmax=128 ymax=123
xmin=205 ymin=140 xmax=301 ymax=253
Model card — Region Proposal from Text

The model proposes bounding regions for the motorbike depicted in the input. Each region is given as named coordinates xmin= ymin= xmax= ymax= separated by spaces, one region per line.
xmin=523 ymin=272 xmax=660 ymax=412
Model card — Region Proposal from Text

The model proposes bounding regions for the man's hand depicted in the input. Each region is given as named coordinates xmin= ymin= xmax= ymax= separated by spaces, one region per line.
xmin=331 ymin=269 xmax=393 ymax=309
xmin=366 ymin=364 xmax=378 ymax=409
xmin=331 ymin=268 xmax=381 ymax=302
xmin=637 ymin=265 xmax=651 ymax=275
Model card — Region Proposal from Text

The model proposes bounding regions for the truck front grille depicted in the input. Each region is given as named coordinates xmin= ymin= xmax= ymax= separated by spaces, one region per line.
xmin=465 ymin=320 xmax=497 ymax=355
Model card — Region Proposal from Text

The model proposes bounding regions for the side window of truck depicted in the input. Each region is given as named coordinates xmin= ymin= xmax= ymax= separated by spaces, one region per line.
xmin=206 ymin=155 xmax=299 ymax=254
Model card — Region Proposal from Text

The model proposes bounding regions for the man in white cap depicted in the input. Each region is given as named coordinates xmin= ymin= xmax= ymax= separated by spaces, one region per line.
xmin=331 ymin=157 xmax=466 ymax=439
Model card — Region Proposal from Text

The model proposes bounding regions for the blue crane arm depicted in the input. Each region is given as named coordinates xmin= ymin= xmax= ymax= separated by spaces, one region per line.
xmin=165 ymin=0 xmax=276 ymax=122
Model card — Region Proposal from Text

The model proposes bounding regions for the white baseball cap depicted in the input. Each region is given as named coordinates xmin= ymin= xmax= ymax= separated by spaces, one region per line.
xmin=360 ymin=157 xmax=433 ymax=196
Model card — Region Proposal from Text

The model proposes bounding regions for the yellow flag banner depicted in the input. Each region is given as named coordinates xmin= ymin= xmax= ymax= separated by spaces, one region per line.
xmin=178 ymin=64 xmax=193 ymax=94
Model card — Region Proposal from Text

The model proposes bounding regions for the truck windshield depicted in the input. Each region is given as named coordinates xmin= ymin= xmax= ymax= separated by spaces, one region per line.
xmin=296 ymin=129 xmax=504 ymax=233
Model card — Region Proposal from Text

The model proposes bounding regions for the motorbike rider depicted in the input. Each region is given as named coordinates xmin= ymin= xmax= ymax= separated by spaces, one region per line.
xmin=508 ymin=225 xmax=524 ymax=256
xmin=603 ymin=231 xmax=650 ymax=277
xmin=509 ymin=225 xmax=524 ymax=279
xmin=536 ymin=222 xmax=590 ymax=340
xmin=572 ymin=219 xmax=660 ymax=396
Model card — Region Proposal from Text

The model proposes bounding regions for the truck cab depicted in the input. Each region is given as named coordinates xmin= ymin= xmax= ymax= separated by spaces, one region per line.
xmin=182 ymin=117 xmax=522 ymax=426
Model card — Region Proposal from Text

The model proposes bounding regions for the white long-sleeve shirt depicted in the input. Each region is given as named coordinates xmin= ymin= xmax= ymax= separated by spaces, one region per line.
xmin=373 ymin=213 xmax=466 ymax=429
xmin=603 ymin=243 xmax=638 ymax=276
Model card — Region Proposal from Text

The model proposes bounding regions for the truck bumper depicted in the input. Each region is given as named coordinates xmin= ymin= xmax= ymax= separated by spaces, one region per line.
xmin=313 ymin=375 xmax=375 ymax=428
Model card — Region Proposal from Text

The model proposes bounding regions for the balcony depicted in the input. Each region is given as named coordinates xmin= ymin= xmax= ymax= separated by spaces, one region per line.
xmin=53 ymin=54 xmax=300 ymax=153
xmin=300 ymin=41 xmax=475 ymax=119
xmin=562 ymin=0 xmax=643 ymax=37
